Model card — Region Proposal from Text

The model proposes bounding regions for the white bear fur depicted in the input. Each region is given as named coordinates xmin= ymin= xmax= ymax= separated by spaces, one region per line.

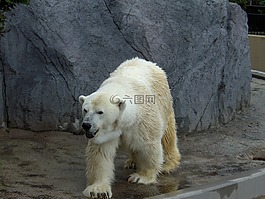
xmin=79 ymin=57 xmax=181 ymax=198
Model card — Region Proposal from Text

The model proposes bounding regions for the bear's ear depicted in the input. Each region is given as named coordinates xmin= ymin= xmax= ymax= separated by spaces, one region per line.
xmin=79 ymin=95 xmax=86 ymax=105
xmin=118 ymin=98 xmax=126 ymax=111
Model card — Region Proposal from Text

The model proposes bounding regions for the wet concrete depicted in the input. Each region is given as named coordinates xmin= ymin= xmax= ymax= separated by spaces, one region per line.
xmin=147 ymin=168 xmax=265 ymax=199
xmin=0 ymin=78 xmax=265 ymax=199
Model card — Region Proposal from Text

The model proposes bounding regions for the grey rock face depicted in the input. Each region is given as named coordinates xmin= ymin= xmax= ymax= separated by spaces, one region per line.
xmin=0 ymin=0 xmax=251 ymax=133
xmin=0 ymin=60 xmax=4 ymax=127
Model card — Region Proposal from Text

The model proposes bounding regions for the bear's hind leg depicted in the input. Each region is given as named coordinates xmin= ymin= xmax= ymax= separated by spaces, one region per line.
xmin=124 ymin=152 xmax=137 ymax=169
xmin=162 ymin=110 xmax=181 ymax=173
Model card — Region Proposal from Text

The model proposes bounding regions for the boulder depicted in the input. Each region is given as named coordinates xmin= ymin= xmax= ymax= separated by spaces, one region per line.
xmin=0 ymin=0 xmax=251 ymax=133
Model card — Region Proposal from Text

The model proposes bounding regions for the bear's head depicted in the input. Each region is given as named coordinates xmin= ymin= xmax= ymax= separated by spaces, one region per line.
xmin=79 ymin=92 xmax=125 ymax=144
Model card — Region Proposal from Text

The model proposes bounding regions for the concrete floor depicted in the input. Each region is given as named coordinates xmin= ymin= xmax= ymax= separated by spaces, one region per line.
xmin=147 ymin=168 xmax=265 ymax=199
xmin=0 ymin=78 xmax=265 ymax=199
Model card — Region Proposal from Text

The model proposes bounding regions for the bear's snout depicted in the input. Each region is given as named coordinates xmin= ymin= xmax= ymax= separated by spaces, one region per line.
xmin=82 ymin=122 xmax=92 ymax=131
xmin=82 ymin=122 xmax=99 ymax=139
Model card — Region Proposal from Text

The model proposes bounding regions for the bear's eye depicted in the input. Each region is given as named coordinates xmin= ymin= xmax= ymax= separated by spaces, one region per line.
xmin=83 ymin=109 xmax=88 ymax=113
xmin=97 ymin=111 xmax=104 ymax=115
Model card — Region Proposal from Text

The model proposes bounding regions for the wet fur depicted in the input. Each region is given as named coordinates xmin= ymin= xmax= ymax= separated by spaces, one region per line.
xmin=79 ymin=57 xmax=181 ymax=198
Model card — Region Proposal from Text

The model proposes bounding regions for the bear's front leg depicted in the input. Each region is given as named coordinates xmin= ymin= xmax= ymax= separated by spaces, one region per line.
xmin=128 ymin=142 xmax=163 ymax=184
xmin=83 ymin=139 xmax=119 ymax=199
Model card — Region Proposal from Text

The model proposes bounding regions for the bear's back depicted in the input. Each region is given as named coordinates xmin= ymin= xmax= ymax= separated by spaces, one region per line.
xmin=110 ymin=57 xmax=165 ymax=83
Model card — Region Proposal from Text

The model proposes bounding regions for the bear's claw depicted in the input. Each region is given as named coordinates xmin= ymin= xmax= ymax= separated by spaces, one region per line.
xmin=83 ymin=183 xmax=112 ymax=199
xmin=124 ymin=159 xmax=136 ymax=169
xmin=128 ymin=173 xmax=156 ymax=184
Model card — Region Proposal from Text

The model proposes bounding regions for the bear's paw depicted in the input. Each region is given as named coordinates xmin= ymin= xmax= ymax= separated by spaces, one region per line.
xmin=128 ymin=173 xmax=156 ymax=184
xmin=83 ymin=183 xmax=112 ymax=199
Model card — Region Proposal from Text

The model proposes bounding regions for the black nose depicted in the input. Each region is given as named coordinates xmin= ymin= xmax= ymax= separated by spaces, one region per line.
xmin=82 ymin=123 xmax=91 ymax=131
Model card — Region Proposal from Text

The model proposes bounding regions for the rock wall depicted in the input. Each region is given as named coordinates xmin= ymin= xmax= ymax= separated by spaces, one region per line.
xmin=0 ymin=60 xmax=4 ymax=127
xmin=0 ymin=0 xmax=251 ymax=133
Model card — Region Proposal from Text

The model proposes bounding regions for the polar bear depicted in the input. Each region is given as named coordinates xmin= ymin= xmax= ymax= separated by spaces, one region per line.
xmin=79 ymin=57 xmax=181 ymax=198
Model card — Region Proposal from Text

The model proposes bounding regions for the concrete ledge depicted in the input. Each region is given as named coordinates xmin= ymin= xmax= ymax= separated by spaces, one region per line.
xmin=146 ymin=168 xmax=265 ymax=199
xmin=252 ymin=70 xmax=265 ymax=80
